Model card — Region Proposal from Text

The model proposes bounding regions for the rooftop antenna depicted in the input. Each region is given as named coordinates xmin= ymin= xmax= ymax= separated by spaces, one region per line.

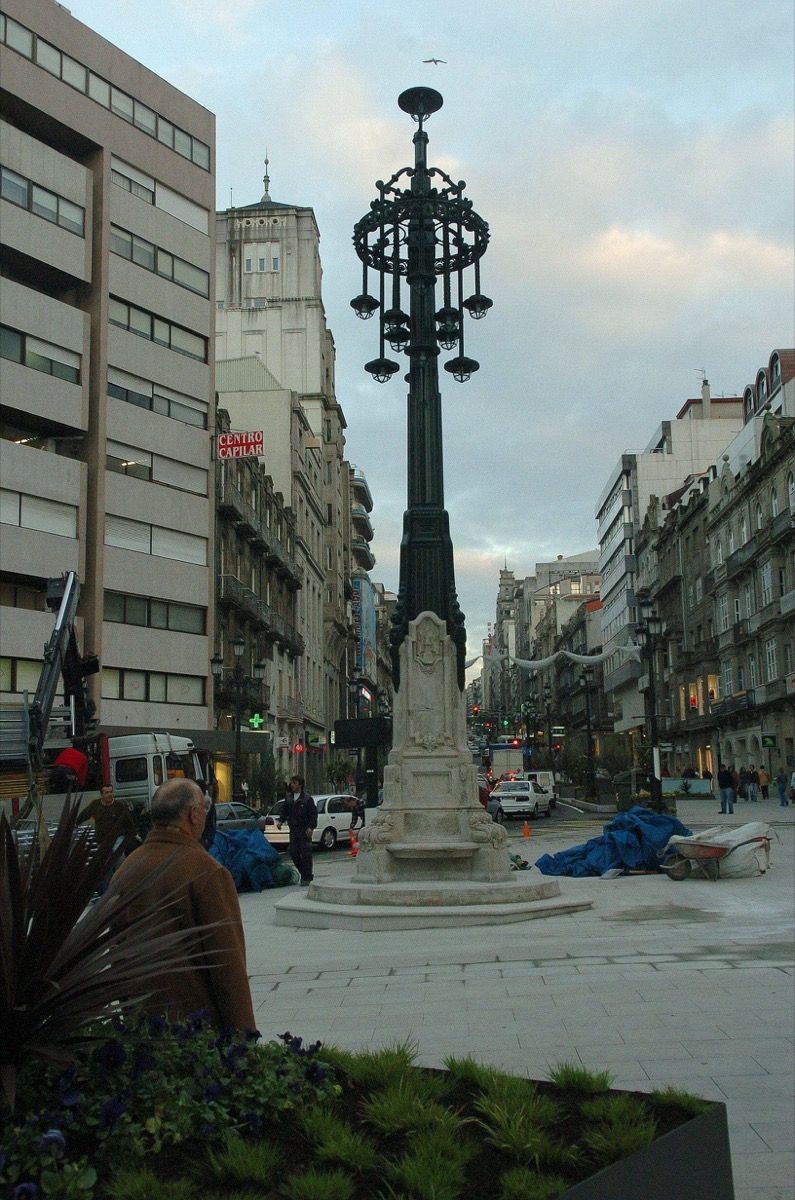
xmin=692 ymin=368 xmax=706 ymax=381
xmin=229 ymin=187 xmax=233 ymax=208
xmin=262 ymin=149 xmax=271 ymax=202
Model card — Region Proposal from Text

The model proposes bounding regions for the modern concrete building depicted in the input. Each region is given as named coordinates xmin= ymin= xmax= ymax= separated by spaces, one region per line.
xmin=1 ymin=0 xmax=215 ymax=732
xmin=596 ymin=381 xmax=743 ymax=745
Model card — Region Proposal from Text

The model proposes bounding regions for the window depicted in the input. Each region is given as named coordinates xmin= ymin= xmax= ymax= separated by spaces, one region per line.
xmin=102 ymin=669 xmax=204 ymax=705
xmin=1 ymin=489 xmax=77 ymax=537
xmin=721 ymin=659 xmax=733 ymax=697
xmin=764 ymin=638 xmax=778 ymax=682
xmin=105 ymin=516 xmax=207 ymax=565
xmin=110 ymin=224 xmax=209 ymax=296
xmin=737 ymin=663 xmax=745 ymax=691
xmin=734 ymin=597 xmax=741 ymax=623
xmin=771 ymin=490 xmax=779 ymax=518
xmin=108 ymin=297 xmax=207 ymax=362
xmin=728 ymin=525 xmax=735 ymax=554
xmin=688 ymin=683 xmax=698 ymax=710
xmin=760 ymin=562 xmax=773 ymax=607
xmin=744 ymin=581 xmax=754 ymax=616
xmin=107 ymin=439 xmax=152 ymax=481
xmin=707 ymin=673 xmax=719 ymax=702
xmin=748 ymin=654 xmax=757 ymax=690
xmin=718 ymin=594 xmax=729 ymax=632
xmin=0 ymin=165 xmax=85 ymax=234
xmin=788 ymin=473 xmax=795 ymax=512
xmin=739 ymin=511 xmax=748 ymax=544
xmin=756 ymin=504 xmax=763 ymax=531
xmin=0 ymin=656 xmax=43 ymax=693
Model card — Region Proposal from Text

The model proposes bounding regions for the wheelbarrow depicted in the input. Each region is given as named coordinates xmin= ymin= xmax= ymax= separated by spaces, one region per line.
xmin=660 ymin=822 xmax=771 ymax=881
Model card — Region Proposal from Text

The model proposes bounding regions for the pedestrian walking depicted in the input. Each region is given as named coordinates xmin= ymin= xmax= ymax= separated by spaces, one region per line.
xmin=110 ymin=778 xmax=256 ymax=1031
xmin=349 ymin=793 xmax=366 ymax=831
xmin=791 ymin=769 xmax=795 ymax=806
xmin=278 ymin=774 xmax=317 ymax=885
xmin=775 ymin=768 xmax=789 ymax=806
xmin=748 ymin=765 xmax=759 ymax=803
xmin=738 ymin=766 xmax=750 ymax=801
xmin=758 ymin=766 xmax=770 ymax=801
xmin=79 ymin=784 xmax=139 ymax=892
xmin=716 ymin=764 xmax=735 ymax=814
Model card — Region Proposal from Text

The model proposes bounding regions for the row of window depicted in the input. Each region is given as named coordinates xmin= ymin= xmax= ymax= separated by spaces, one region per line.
xmin=108 ymin=368 xmax=208 ymax=430
xmin=716 ymin=562 xmax=787 ymax=631
xmin=110 ymin=224 xmax=209 ymax=298
xmin=0 ymin=163 xmax=84 ymax=235
xmin=110 ymin=157 xmax=208 ymax=234
xmin=101 ymin=667 xmax=205 ymax=706
xmin=0 ymin=488 xmax=77 ymax=538
xmin=0 ymin=655 xmax=206 ymax=707
xmin=104 ymin=591 xmax=206 ymax=635
xmin=106 ymin=438 xmax=207 ymax=495
xmin=711 ymin=479 xmax=795 ymax=562
xmin=109 ymin=296 xmax=207 ymax=363
xmin=105 ymin=514 xmax=207 ymax=566
xmin=1 ymin=324 xmax=81 ymax=384
xmin=718 ymin=638 xmax=789 ymax=694
xmin=243 ymin=241 xmax=280 ymax=273
xmin=0 ymin=12 xmax=210 ymax=170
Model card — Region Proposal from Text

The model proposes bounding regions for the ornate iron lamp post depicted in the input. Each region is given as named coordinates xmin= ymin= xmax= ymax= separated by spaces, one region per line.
xmin=211 ymin=639 xmax=266 ymax=802
xmin=580 ymin=667 xmax=596 ymax=800
xmin=637 ymin=598 xmax=663 ymax=812
xmin=351 ymin=86 xmax=491 ymax=692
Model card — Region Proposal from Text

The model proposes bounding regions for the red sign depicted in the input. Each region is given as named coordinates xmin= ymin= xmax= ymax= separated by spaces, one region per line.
xmin=217 ymin=430 xmax=264 ymax=459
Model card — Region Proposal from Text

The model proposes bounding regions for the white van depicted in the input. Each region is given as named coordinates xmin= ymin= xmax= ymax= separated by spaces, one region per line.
xmin=108 ymin=732 xmax=204 ymax=812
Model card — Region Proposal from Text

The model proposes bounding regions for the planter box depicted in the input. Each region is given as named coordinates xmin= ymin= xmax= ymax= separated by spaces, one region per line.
xmin=561 ymin=1098 xmax=733 ymax=1199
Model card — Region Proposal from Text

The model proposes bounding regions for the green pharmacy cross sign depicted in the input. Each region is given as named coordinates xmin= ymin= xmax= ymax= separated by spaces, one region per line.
xmin=248 ymin=712 xmax=266 ymax=730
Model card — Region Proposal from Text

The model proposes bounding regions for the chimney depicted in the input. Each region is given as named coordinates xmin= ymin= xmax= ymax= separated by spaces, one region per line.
xmin=701 ymin=377 xmax=711 ymax=419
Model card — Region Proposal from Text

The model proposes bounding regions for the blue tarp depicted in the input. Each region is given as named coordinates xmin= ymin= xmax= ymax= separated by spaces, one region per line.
xmin=209 ymin=828 xmax=280 ymax=892
xmin=535 ymin=806 xmax=692 ymax=878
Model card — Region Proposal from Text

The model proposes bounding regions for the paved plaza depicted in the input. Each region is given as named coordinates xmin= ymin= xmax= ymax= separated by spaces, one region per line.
xmin=241 ymin=797 xmax=794 ymax=1200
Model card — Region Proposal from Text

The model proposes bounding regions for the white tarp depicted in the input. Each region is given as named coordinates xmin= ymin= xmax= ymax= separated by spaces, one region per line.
xmin=666 ymin=822 xmax=771 ymax=878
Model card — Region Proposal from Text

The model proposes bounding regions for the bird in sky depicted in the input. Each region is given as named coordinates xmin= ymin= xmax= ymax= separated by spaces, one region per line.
xmin=422 ymin=58 xmax=446 ymax=65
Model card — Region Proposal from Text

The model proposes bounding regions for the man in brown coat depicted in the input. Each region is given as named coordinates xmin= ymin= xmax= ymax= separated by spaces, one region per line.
xmin=110 ymin=777 xmax=256 ymax=1032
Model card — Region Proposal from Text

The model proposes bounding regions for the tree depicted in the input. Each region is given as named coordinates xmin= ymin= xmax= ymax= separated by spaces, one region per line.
xmin=326 ymin=755 xmax=356 ymax=792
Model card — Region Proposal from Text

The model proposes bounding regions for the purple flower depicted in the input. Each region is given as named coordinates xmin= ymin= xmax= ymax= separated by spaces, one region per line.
xmin=38 ymin=1129 xmax=66 ymax=1158
xmin=100 ymin=1094 xmax=128 ymax=1127
xmin=186 ymin=1010 xmax=208 ymax=1031
xmin=203 ymin=1082 xmax=221 ymax=1100
xmin=244 ymin=1028 xmax=261 ymax=1042
xmin=95 ymin=1039 xmax=126 ymax=1069
xmin=304 ymin=1062 xmax=327 ymax=1083
xmin=13 ymin=1185 xmax=39 ymax=1200
xmin=147 ymin=1015 xmax=167 ymax=1037
xmin=0 ymin=1147 xmax=6 ymax=1172
xmin=132 ymin=1050 xmax=156 ymax=1077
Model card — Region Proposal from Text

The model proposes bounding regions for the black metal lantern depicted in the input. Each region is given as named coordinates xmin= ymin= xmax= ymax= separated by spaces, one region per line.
xmin=351 ymin=88 xmax=491 ymax=689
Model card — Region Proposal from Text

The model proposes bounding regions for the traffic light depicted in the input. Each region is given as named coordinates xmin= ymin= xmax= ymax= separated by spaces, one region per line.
xmin=472 ymin=704 xmax=480 ymax=716
xmin=502 ymin=718 xmax=509 ymax=728
xmin=552 ymin=742 xmax=562 ymax=754
xmin=511 ymin=738 xmax=520 ymax=747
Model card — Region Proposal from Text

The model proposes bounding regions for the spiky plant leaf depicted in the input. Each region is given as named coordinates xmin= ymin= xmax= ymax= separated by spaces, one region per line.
xmin=0 ymin=801 xmax=233 ymax=1109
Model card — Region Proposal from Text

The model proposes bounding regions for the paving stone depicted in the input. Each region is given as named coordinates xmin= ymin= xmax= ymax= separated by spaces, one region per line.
xmin=750 ymin=1119 xmax=795 ymax=1152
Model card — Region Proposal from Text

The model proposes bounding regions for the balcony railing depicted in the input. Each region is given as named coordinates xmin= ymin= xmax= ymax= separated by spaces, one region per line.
xmin=218 ymin=574 xmax=259 ymax=620
xmin=770 ymin=510 xmax=795 ymax=544
xmin=214 ymin=676 xmax=271 ymax=712
xmin=277 ymin=695 xmax=303 ymax=720
xmin=709 ymin=690 xmax=754 ymax=717
xmin=725 ymin=538 xmax=757 ymax=580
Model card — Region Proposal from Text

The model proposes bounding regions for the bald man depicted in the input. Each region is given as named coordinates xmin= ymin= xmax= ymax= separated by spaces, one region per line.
xmin=110 ymin=777 xmax=256 ymax=1032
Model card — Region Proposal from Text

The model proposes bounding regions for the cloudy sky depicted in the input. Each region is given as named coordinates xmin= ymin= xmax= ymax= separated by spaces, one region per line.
xmin=70 ymin=0 xmax=795 ymax=665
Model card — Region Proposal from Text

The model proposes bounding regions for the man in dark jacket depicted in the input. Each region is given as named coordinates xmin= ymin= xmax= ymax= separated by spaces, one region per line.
xmin=279 ymin=774 xmax=317 ymax=885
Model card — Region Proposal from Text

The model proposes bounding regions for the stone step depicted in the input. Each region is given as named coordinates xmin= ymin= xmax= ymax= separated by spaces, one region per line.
xmin=386 ymin=841 xmax=480 ymax=859
xmin=308 ymin=877 xmax=562 ymax=907
xmin=273 ymin=891 xmax=593 ymax=930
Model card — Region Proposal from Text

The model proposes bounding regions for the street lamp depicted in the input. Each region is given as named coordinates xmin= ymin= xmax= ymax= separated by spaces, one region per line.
xmin=351 ymin=86 xmax=491 ymax=691
xmin=637 ymin=599 xmax=663 ymax=812
xmin=211 ymin=636 xmax=247 ymax=802
xmin=580 ymin=667 xmax=596 ymax=800
xmin=543 ymin=682 xmax=557 ymax=797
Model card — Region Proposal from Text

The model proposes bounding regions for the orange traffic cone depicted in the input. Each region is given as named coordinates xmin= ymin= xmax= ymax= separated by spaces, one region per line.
xmin=522 ymin=820 xmax=531 ymax=839
xmin=348 ymin=829 xmax=358 ymax=857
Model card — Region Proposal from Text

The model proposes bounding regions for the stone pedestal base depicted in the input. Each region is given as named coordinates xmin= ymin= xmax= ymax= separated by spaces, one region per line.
xmin=274 ymin=613 xmax=592 ymax=930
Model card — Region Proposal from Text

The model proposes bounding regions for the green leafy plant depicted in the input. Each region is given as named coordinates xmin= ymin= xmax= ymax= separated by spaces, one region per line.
xmin=583 ymin=1115 xmax=658 ymax=1167
xmin=499 ymin=1168 xmax=568 ymax=1200
xmin=299 ymin=1107 xmax=382 ymax=1174
xmin=322 ymin=1040 xmax=420 ymax=1092
xmin=547 ymin=1062 xmax=613 ymax=1094
xmin=206 ymin=1130 xmax=285 ymax=1186
xmin=648 ymin=1086 xmax=712 ymax=1118
xmin=387 ymin=1123 xmax=474 ymax=1200
xmin=0 ymin=801 xmax=221 ymax=1110
xmin=326 ymin=756 xmax=356 ymax=792
xmin=111 ymin=1171 xmax=198 ymax=1200
xmin=361 ymin=1081 xmax=452 ymax=1137
xmin=282 ymin=1168 xmax=355 ymax=1200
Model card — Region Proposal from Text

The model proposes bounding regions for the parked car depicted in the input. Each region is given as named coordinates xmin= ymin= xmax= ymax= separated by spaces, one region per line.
xmin=487 ymin=780 xmax=553 ymax=821
xmin=264 ymin=794 xmax=358 ymax=851
xmin=214 ymin=801 xmax=269 ymax=833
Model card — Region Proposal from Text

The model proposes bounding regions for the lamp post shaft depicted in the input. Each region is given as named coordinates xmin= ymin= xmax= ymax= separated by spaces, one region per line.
xmin=234 ymin=666 xmax=243 ymax=802
xmin=646 ymin=632 xmax=662 ymax=811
